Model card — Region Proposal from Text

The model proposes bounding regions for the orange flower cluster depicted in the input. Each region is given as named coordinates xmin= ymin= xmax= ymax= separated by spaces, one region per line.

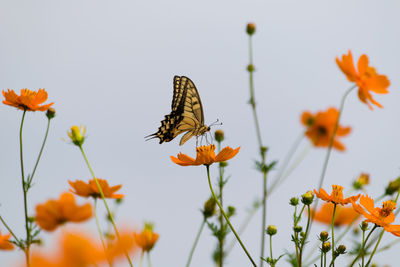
xmin=314 ymin=185 xmax=360 ymax=205
xmin=313 ymin=203 xmax=360 ymax=226
xmin=2 ymin=88 xmax=54 ymax=111
xmin=35 ymin=193 xmax=93 ymax=231
xmin=171 ymin=144 xmax=240 ymax=166
xmin=351 ymin=195 xmax=400 ymax=237
xmin=336 ymin=51 xmax=390 ymax=109
xmin=301 ymin=108 xmax=351 ymax=151
xmin=30 ymin=230 xmax=137 ymax=267
xmin=69 ymin=179 xmax=124 ymax=199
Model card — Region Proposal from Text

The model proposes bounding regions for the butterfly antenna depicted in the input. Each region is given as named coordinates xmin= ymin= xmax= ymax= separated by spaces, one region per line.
xmin=209 ymin=118 xmax=223 ymax=127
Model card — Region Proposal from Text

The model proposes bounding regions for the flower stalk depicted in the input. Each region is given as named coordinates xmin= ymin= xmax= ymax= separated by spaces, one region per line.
xmin=206 ymin=165 xmax=257 ymax=267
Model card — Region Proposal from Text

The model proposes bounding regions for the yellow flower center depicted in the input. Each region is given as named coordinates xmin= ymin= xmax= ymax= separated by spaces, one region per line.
xmin=331 ymin=185 xmax=344 ymax=201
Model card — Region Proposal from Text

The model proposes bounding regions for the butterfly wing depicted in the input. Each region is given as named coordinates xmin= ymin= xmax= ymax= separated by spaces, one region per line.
xmin=146 ymin=76 xmax=207 ymax=145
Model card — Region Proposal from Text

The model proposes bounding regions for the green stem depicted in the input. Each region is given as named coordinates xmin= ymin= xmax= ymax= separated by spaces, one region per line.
xmin=260 ymin=171 xmax=268 ymax=267
xmin=365 ymin=230 xmax=384 ymax=267
xmin=0 ymin=215 xmax=20 ymax=245
xmin=361 ymin=228 xmax=365 ymax=267
xmin=94 ymin=199 xmax=112 ymax=267
xmin=331 ymin=204 xmax=337 ymax=267
xmin=19 ymin=109 xmax=31 ymax=267
xmin=349 ymin=225 xmax=377 ymax=267
xmin=78 ymin=145 xmax=133 ymax=267
xmin=206 ymin=165 xmax=257 ymax=267
xmin=147 ymin=252 xmax=152 ymax=267
xmin=218 ymin=141 xmax=224 ymax=267
xmin=311 ymin=85 xmax=356 ymax=233
xmin=186 ymin=219 xmax=206 ymax=267
xmin=269 ymin=234 xmax=273 ymax=265
xmin=268 ymin=134 xmax=304 ymax=194
xmin=30 ymin=118 xmax=51 ymax=183
xmin=315 ymin=85 xmax=356 ymax=192
xmin=298 ymin=205 xmax=311 ymax=267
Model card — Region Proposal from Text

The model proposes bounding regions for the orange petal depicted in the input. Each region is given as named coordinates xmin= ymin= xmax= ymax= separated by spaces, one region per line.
xmin=215 ymin=147 xmax=240 ymax=162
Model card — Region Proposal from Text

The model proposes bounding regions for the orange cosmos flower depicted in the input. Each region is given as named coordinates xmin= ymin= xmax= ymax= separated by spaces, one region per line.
xmin=69 ymin=179 xmax=124 ymax=199
xmin=351 ymin=195 xmax=400 ymax=236
xmin=0 ymin=231 xmax=14 ymax=250
xmin=312 ymin=203 xmax=360 ymax=226
xmin=2 ymin=88 xmax=54 ymax=111
xmin=301 ymin=107 xmax=351 ymax=151
xmin=171 ymin=144 xmax=240 ymax=166
xmin=314 ymin=185 xmax=360 ymax=206
xmin=35 ymin=192 xmax=93 ymax=231
xmin=336 ymin=51 xmax=390 ymax=109
xmin=133 ymin=224 xmax=159 ymax=253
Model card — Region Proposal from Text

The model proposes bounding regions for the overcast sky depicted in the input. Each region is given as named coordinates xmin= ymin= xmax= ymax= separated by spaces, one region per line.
xmin=1 ymin=1 xmax=400 ymax=266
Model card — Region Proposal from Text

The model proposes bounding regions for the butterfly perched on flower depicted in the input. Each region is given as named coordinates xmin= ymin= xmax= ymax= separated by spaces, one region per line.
xmin=146 ymin=76 xmax=210 ymax=146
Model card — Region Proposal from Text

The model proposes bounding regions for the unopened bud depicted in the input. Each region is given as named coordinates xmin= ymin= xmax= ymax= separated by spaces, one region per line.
xmin=46 ymin=107 xmax=56 ymax=119
xmin=290 ymin=197 xmax=299 ymax=206
xmin=361 ymin=221 xmax=369 ymax=231
xmin=321 ymin=242 xmax=331 ymax=253
xmin=202 ymin=197 xmax=216 ymax=219
xmin=214 ymin=130 xmax=224 ymax=142
xmin=319 ymin=231 xmax=329 ymax=242
xmin=293 ymin=225 xmax=302 ymax=233
xmin=266 ymin=225 xmax=277 ymax=236
xmin=301 ymin=191 xmax=314 ymax=205
xmin=385 ymin=178 xmax=400 ymax=195
xmin=336 ymin=244 xmax=346 ymax=254
xmin=246 ymin=23 xmax=256 ymax=35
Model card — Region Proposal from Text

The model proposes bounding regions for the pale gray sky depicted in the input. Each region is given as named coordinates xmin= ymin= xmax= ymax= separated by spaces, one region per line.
xmin=1 ymin=0 xmax=400 ymax=266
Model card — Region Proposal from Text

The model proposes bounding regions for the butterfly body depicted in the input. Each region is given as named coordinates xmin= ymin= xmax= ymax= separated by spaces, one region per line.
xmin=146 ymin=76 xmax=210 ymax=146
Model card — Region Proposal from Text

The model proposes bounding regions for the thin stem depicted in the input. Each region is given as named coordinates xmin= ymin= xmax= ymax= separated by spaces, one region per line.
xmin=311 ymin=85 xmax=356 ymax=232
xmin=331 ymin=204 xmax=337 ymax=267
xmin=78 ymin=145 xmax=133 ymax=267
xmin=218 ymin=141 xmax=224 ymax=267
xmin=30 ymin=118 xmax=51 ymax=182
xmin=361 ymin=228 xmax=365 ymax=267
xmin=349 ymin=225 xmax=377 ymax=267
xmin=299 ymin=205 xmax=312 ymax=267
xmin=365 ymin=230 xmax=384 ymax=267
xmin=140 ymin=252 xmax=144 ymax=267
xmin=316 ymin=85 xmax=356 ymax=192
xmin=268 ymin=134 xmax=304 ymax=194
xmin=206 ymin=165 xmax=257 ymax=267
xmin=19 ymin=109 xmax=31 ymax=267
xmin=186 ymin=219 xmax=206 ymax=267
xmin=260 ymin=171 xmax=268 ymax=267
xmin=0 ymin=215 xmax=20 ymax=244
xmin=269 ymin=234 xmax=273 ymax=265
xmin=94 ymin=199 xmax=111 ymax=267
xmin=320 ymin=249 xmax=323 ymax=267
xmin=147 ymin=252 xmax=152 ymax=267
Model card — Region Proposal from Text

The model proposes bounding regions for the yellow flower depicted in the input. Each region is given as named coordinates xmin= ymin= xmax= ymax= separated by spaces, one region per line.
xmin=67 ymin=125 xmax=86 ymax=146
xmin=171 ymin=144 xmax=240 ymax=166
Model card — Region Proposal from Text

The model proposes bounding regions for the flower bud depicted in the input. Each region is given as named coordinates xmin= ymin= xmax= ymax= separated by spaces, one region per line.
xmin=202 ymin=197 xmax=216 ymax=219
xmin=214 ymin=130 xmax=224 ymax=142
xmin=227 ymin=206 xmax=236 ymax=217
xmin=67 ymin=125 xmax=86 ymax=146
xmin=321 ymin=242 xmax=331 ymax=253
xmin=290 ymin=197 xmax=299 ymax=206
xmin=336 ymin=244 xmax=346 ymax=254
xmin=266 ymin=225 xmax=277 ymax=236
xmin=361 ymin=221 xmax=369 ymax=231
xmin=46 ymin=107 xmax=56 ymax=119
xmin=246 ymin=23 xmax=256 ymax=35
xmin=301 ymin=191 xmax=314 ymax=205
xmin=219 ymin=161 xmax=228 ymax=168
xmin=319 ymin=231 xmax=329 ymax=242
xmin=247 ymin=64 xmax=255 ymax=72
xmin=385 ymin=178 xmax=400 ymax=195
xmin=353 ymin=173 xmax=370 ymax=190
xmin=293 ymin=225 xmax=302 ymax=233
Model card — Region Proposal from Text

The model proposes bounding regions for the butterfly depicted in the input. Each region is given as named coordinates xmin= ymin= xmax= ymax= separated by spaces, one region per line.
xmin=146 ymin=76 xmax=210 ymax=146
